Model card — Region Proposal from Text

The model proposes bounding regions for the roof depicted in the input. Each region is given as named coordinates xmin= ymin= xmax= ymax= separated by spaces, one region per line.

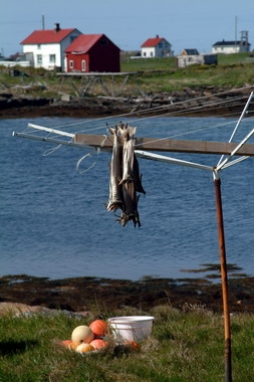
xmin=213 ymin=40 xmax=250 ymax=47
xmin=182 ymin=49 xmax=199 ymax=55
xmin=141 ymin=37 xmax=166 ymax=48
xmin=65 ymin=34 xmax=120 ymax=53
xmin=21 ymin=28 xmax=78 ymax=45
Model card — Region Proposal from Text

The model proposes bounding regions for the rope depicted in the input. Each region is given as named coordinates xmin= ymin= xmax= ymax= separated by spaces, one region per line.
xmin=76 ymin=153 xmax=97 ymax=174
xmin=43 ymin=144 xmax=62 ymax=156
xmin=42 ymin=85 xmax=254 ymax=134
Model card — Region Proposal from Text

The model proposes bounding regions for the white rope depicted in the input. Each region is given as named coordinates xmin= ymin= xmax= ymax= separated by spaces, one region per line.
xmin=43 ymin=144 xmax=63 ymax=156
xmin=76 ymin=151 xmax=100 ymax=174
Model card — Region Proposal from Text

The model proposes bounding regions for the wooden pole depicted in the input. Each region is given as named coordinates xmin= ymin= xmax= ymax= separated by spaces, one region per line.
xmin=74 ymin=134 xmax=254 ymax=156
xmin=214 ymin=176 xmax=232 ymax=382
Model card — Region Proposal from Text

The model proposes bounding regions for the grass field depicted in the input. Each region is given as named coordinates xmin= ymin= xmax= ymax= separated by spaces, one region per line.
xmin=1 ymin=305 xmax=254 ymax=381
xmin=1 ymin=53 xmax=254 ymax=97
xmin=120 ymin=53 xmax=254 ymax=92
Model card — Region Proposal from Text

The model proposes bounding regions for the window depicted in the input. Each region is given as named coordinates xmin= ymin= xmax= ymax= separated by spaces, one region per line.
xmin=158 ymin=42 xmax=162 ymax=48
xmin=150 ymin=52 xmax=153 ymax=57
xmin=81 ymin=60 xmax=86 ymax=71
xmin=100 ymin=39 xmax=107 ymax=45
xmin=69 ymin=60 xmax=74 ymax=70
xmin=49 ymin=54 xmax=56 ymax=64
xmin=37 ymin=54 xmax=42 ymax=65
xmin=37 ymin=44 xmax=41 ymax=49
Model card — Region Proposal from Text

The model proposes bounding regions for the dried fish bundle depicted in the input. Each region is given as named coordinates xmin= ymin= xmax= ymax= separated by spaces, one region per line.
xmin=106 ymin=122 xmax=145 ymax=227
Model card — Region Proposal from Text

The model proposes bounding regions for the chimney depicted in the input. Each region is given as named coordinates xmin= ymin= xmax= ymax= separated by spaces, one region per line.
xmin=55 ymin=23 xmax=61 ymax=32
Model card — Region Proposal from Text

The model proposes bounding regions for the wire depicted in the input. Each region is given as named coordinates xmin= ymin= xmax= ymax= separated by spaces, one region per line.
xmin=47 ymin=85 xmax=254 ymax=134
xmin=22 ymin=87 xmax=254 ymax=160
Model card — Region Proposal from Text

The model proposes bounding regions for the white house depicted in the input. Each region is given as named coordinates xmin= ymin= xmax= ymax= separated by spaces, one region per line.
xmin=141 ymin=35 xmax=172 ymax=58
xmin=178 ymin=54 xmax=218 ymax=68
xmin=20 ymin=23 xmax=82 ymax=71
xmin=212 ymin=39 xmax=251 ymax=54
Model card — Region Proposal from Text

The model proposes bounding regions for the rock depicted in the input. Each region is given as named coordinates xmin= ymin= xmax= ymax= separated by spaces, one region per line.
xmin=0 ymin=302 xmax=88 ymax=318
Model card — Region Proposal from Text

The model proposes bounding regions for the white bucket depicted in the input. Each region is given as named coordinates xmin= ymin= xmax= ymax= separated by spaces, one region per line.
xmin=108 ymin=316 xmax=154 ymax=342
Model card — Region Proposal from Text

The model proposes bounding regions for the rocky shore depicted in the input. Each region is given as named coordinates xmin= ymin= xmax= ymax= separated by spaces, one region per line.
xmin=1 ymin=269 xmax=254 ymax=314
xmin=1 ymin=86 xmax=254 ymax=119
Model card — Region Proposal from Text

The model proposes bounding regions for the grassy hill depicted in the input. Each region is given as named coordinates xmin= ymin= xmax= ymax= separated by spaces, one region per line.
xmin=0 ymin=53 xmax=254 ymax=98
xmin=120 ymin=53 xmax=254 ymax=93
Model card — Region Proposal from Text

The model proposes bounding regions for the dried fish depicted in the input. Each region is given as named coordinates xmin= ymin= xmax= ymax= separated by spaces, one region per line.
xmin=133 ymin=155 xmax=146 ymax=194
xmin=118 ymin=123 xmax=146 ymax=194
xmin=118 ymin=123 xmax=136 ymax=184
xmin=118 ymin=181 xmax=141 ymax=228
xmin=106 ymin=126 xmax=124 ymax=212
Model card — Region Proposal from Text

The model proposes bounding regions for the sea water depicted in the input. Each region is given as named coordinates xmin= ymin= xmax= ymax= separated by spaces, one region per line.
xmin=1 ymin=115 xmax=254 ymax=280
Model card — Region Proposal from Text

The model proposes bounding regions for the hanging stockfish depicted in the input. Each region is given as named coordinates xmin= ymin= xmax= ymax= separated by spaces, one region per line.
xmin=133 ymin=155 xmax=146 ymax=194
xmin=119 ymin=181 xmax=141 ymax=227
xmin=118 ymin=123 xmax=146 ymax=194
xmin=106 ymin=126 xmax=124 ymax=212
xmin=117 ymin=123 xmax=142 ymax=227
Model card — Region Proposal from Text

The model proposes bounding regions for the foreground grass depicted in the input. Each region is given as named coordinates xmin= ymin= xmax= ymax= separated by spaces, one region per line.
xmin=0 ymin=305 xmax=254 ymax=381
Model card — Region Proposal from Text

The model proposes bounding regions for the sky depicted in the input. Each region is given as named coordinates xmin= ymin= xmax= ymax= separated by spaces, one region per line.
xmin=1 ymin=0 xmax=254 ymax=57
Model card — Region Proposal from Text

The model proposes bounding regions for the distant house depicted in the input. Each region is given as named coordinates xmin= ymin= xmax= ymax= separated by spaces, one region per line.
xmin=180 ymin=49 xmax=199 ymax=56
xmin=212 ymin=39 xmax=251 ymax=54
xmin=20 ymin=23 xmax=82 ymax=70
xmin=65 ymin=34 xmax=120 ymax=73
xmin=178 ymin=50 xmax=217 ymax=68
xmin=141 ymin=35 xmax=172 ymax=58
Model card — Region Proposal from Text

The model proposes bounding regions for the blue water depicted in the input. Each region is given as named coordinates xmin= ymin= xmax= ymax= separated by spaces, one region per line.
xmin=1 ymin=115 xmax=254 ymax=280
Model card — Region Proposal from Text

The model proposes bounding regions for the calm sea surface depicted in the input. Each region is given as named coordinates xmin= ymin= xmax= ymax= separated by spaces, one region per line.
xmin=1 ymin=115 xmax=254 ymax=280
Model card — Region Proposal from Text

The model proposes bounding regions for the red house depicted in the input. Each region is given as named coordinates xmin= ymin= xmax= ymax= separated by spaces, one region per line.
xmin=65 ymin=34 xmax=120 ymax=73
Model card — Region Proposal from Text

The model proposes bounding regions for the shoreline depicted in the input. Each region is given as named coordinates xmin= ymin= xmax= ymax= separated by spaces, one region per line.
xmin=1 ymin=86 xmax=253 ymax=120
xmin=1 ymin=272 xmax=254 ymax=314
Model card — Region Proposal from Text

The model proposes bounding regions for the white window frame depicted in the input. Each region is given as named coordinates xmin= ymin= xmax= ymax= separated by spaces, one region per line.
xmin=81 ymin=60 xmax=86 ymax=71
xmin=49 ymin=54 xmax=56 ymax=64
xmin=69 ymin=60 xmax=74 ymax=70
xmin=37 ymin=54 xmax=42 ymax=65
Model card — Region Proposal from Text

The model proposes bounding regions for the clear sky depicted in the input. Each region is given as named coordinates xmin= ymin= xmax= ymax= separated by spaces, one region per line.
xmin=1 ymin=0 xmax=254 ymax=57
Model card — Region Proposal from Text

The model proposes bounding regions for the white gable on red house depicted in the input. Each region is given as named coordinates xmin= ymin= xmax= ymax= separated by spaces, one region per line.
xmin=141 ymin=35 xmax=173 ymax=58
xmin=20 ymin=23 xmax=82 ymax=70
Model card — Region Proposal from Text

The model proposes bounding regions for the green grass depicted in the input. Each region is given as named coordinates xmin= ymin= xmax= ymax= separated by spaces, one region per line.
xmin=120 ymin=53 xmax=254 ymax=92
xmin=1 ymin=305 xmax=254 ymax=381
xmin=1 ymin=52 xmax=254 ymax=98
